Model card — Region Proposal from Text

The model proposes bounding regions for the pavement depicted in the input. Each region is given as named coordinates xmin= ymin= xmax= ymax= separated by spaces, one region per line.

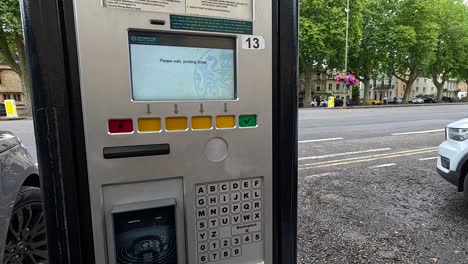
xmin=298 ymin=104 xmax=468 ymax=263
xmin=1 ymin=104 xmax=468 ymax=263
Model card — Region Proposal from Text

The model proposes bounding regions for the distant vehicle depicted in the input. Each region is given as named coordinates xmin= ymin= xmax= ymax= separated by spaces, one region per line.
xmin=437 ymin=118 xmax=468 ymax=200
xmin=369 ymin=99 xmax=382 ymax=105
xmin=423 ymin=97 xmax=436 ymax=103
xmin=388 ymin=98 xmax=403 ymax=104
xmin=319 ymin=99 xmax=328 ymax=107
xmin=0 ymin=103 xmax=6 ymax=116
xmin=0 ymin=131 xmax=47 ymax=263
xmin=346 ymin=100 xmax=356 ymax=106
xmin=409 ymin=97 xmax=424 ymax=104
xmin=442 ymin=96 xmax=455 ymax=103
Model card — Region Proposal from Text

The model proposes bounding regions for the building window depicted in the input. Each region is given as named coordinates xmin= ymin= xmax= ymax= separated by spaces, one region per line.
xmin=416 ymin=87 xmax=419 ymax=92
xmin=328 ymin=84 xmax=332 ymax=90
xmin=390 ymin=91 xmax=393 ymax=97
xmin=328 ymin=73 xmax=333 ymax=79
xmin=431 ymin=87 xmax=434 ymax=91
xmin=423 ymin=87 xmax=426 ymax=93
xmin=316 ymin=86 xmax=321 ymax=91
xmin=316 ymin=73 xmax=321 ymax=80
xmin=3 ymin=94 xmax=10 ymax=100
xmin=424 ymin=78 xmax=427 ymax=83
xmin=336 ymin=84 xmax=340 ymax=90
xmin=15 ymin=94 xmax=21 ymax=101
xmin=370 ymin=84 xmax=373 ymax=88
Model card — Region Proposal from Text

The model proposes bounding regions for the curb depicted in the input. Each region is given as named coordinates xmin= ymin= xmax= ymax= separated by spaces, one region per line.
xmin=0 ymin=117 xmax=27 ymax=121
xmin=300 ymin=102 xmax=468 ymax=110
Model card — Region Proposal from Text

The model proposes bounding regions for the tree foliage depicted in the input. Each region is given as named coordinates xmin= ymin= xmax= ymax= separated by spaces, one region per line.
xmin=0 ymin=0 xmax=30 ymax=112
xmin=299 ymin=0 xmax=468 ymax=105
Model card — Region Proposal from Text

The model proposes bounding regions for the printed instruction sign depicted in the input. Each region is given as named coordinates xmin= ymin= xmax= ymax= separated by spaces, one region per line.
xmin=103 ymin=0 xmax=253 ymax=21
xmin=186 ymin=0 xmax=253 ymax=21
xmin=105 ymin=0 xmax=186 ymax=15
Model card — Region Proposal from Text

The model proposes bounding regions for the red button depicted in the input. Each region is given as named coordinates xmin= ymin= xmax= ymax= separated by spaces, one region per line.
xmin=108 ymin=119 xmax=133 ymax=133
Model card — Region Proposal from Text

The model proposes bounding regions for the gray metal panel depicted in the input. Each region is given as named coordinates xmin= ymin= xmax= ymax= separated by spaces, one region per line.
xmin=72 ymin=1 xmax=272 ymax=263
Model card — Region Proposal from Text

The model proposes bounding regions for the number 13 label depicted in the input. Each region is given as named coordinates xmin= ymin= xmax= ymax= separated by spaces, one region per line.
xmin=242 ymin=35 xmax=265 ymax=50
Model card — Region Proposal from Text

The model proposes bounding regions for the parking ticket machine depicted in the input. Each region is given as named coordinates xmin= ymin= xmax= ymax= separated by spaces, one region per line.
xmin=22 ymin=0 xmax=298 ymax=263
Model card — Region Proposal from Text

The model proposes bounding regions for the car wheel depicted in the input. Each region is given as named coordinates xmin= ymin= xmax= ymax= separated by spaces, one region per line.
xmin=3 ymin=187 xmax=48 ymax=264
xmin=464 ymin=172 xmax=468 ymax=201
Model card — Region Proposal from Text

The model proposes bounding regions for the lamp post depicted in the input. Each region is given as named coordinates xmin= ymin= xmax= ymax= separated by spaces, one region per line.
xmin=343 ymin=0 xmax=350 ymax=108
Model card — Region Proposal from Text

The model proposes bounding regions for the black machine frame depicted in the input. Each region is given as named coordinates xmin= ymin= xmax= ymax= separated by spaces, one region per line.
xmin=21 ymin=0 xmax=298 ymax=263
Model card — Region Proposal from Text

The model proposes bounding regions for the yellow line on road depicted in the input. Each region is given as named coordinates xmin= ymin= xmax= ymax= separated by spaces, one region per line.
xmin=299 ymin=147 xmax=437 ymax=170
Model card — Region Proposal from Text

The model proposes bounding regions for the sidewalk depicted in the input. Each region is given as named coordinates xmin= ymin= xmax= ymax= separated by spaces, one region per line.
xmin=301 ymin=102 xmax=468 ymax=110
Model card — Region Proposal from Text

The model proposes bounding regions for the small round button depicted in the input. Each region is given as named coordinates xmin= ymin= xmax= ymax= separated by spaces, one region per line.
xmin=205 ymin=138 xmax=229 ymax=162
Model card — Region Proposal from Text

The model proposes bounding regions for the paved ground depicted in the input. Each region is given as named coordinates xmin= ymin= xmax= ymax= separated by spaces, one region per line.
xmin=298 ymin=104 xmax=468 ymax=263
xmin=1 ymin=104 xmax=468 ymax=263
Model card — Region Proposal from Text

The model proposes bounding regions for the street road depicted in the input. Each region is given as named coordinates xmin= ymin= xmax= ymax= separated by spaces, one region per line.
xmin=1 ymin=104 xmax=468 ymax=263
xmin=298 ymin=104 xmax=468 ymax=263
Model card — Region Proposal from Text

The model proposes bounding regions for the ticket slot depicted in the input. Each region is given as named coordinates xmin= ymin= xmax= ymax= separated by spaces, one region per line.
xmin=103 ymin=144 xmax=170 ymax=159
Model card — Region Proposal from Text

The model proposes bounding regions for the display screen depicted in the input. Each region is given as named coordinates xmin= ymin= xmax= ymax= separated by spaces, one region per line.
xmin=129 ymin=31 xmax=236 ymax=101
xmin=113 ymin=204 xmax=177 ymax=264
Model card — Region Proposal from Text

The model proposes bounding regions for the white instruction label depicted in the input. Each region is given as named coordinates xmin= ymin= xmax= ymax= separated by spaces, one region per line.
xmin=242 ymin=35 xmax=265 ymax=50
xmin=104 ymin=0 xmax=253 ymax=21
xmin=105 ymin=0 xmax=186 ymax=15
xmin=186 ymin=0 xmax=253 ymax=21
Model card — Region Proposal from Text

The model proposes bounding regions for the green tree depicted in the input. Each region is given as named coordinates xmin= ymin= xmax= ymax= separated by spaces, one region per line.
xmin=0 ymin=0 xmax=30 ymax=113
xmin=384 ymin=0 xmax=439 ymax=103
xmin=347 ymin=0 xmax=390 ymax=105
xmin=429 ymin=0 xmax=468 ymax=102
xmin=299 ymin=0 xmax=363 ymax=107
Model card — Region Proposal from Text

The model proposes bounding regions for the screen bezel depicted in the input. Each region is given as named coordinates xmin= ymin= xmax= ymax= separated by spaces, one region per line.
xmin=128 ymin=30 xmax=238 ymax=102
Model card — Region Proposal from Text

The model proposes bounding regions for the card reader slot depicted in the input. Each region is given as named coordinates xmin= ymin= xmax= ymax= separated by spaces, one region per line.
xmin=103 ymin=144 xmax=170 ymax=159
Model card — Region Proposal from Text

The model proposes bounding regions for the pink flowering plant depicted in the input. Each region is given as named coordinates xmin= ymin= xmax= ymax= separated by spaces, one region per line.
xmin=335 ymin=72 xmax=359 ymax=86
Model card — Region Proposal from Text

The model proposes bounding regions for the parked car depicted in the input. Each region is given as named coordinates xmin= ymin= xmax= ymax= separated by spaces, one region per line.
xmin=409 ymin=97 xmax=424 ymax=104
xmin=0 ymin=131 xmax=47 ymax=263
xmin=423 ymin=97 xmax=436 ymax=103
xmin=334 ymin=98 xmax=344 ymax=107
xmin=0 ymin=103 xmax=6 ymax=117
xmin=319 ymin=99 xmax=328 ymax=107
xmin=442 ymin=96 xmax=455 ymax=103
xmin=437 ymin=118 xmax=468 ymax=200
xmin=369 ymin=99 xmax=382 ymax=105
xmin=388 ymin=98 xmax=403 ymax=104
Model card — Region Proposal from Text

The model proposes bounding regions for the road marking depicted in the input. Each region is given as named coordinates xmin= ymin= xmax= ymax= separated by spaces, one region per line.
xmin=418 ymin=157 xmax=438 ymax=161
xmin=305 ymin=172 xmax=339 ymax=179
xmin=369 ymin=163 xmax=396 ymax=169
xmin=391 ymin=129 xmax=444 ymax=136
xmin=298 ymin=137 xmax=344 ymax=144
xmin=299 ymin=147 xmax=437 ymax=170
xmin=299 ymin=148 xmax=391 ymax=161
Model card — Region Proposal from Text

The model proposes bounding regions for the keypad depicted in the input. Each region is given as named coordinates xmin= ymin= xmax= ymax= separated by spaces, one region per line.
xmin=195 ymin=178 xmax=263 ymax=263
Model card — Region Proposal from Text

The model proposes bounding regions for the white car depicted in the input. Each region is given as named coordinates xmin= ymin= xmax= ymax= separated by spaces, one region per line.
xmin=320 ymin=99 xmax=328 ymax=107
xmin=409 ymin=97 xmax=424 ymax=104
xmin=437 ymin=118 xmax=468 ymax=199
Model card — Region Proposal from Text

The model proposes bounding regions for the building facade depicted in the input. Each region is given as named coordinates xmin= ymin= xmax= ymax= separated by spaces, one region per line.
xmin=361 ymin=76 xmax=461 ymax=100
xmin=308 ymin=70 xmax=352 ymax=100
xmin=0 ymin=65 xmax=23 ymax=103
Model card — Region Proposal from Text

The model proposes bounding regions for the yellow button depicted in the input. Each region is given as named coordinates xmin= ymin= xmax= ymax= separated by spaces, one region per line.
xmin=216 ymin=115 xmax=235 ymax=129
xmin=192 ymin=116 xmax=212 ymax=130
xmin=138 ymin=118 xmax=161 ymax=132
xmin=166 ymin=117 xmax=188 ymax=131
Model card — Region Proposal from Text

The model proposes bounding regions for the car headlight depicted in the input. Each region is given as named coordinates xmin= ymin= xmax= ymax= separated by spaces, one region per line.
xmin=447 ymin=127 xmax=468 ymax=141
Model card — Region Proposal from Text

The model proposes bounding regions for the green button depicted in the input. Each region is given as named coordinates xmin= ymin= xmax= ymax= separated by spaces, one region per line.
xmin=239 ymin=115 xmax=257 ymax=127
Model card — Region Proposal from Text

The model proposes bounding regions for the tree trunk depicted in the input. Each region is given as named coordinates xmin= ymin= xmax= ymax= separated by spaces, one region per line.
xmin=435 ymin=83 xmax=444 ymax=103
xmin=20 ymin=73 xmax=32 ymax=115
xmin=304 ymin=74 xmax=312 ymax=107
xmin=363 ymin=79 xmax=370 ymax=105
xmin=402 ymin=79 xmax=414 ymax=103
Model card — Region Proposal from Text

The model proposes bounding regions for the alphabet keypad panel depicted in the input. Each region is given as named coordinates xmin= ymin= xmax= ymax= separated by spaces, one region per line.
xmin=195 ymin=178 xmax=263 ymax=264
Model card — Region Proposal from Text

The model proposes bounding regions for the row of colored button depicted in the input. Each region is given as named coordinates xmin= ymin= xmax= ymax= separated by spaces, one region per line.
xmin=108 ymin=115 xmax=257 ymax=134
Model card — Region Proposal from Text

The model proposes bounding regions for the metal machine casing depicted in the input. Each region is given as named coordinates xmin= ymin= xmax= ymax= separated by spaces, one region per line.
xmin=73 ymin=1 xmax=272 ymax=263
